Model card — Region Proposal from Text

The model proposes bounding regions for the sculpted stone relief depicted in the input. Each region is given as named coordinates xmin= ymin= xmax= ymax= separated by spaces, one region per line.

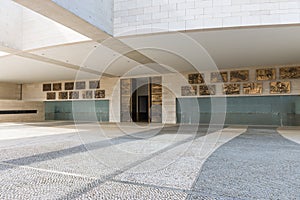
xmin=43 ymin=80 xmax=105 ymax=100
xmin=184 ymin=66 xmax=299 ymax=97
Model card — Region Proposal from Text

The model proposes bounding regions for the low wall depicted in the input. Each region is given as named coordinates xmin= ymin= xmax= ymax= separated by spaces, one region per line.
xmin=0 ymin=100 xmax=45 ymax=122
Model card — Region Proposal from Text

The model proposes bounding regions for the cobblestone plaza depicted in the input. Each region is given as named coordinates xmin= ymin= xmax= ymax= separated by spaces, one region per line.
xmin=1 ymin=0 xmax=300 ymax=199
xmin=0 ymin=122 xmax=299 ymax=199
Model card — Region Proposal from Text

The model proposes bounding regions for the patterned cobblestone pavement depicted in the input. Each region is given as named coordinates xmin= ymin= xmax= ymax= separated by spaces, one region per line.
xmin=191 ymin=127 xmax=300 ymax=200
xmin=0 ymin=123 xmax=299 ymax=199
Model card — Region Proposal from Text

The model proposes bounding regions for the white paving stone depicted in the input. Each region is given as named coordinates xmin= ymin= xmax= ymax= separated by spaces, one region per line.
xmin=115 ymin=126 xmax=247 ymax=190
xmin=277 ymin=127 xmax=300 ymax=144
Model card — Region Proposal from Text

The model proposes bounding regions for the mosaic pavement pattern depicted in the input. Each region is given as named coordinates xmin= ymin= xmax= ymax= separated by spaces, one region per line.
xmin=0 ymin=122 xmax=299 ymax=199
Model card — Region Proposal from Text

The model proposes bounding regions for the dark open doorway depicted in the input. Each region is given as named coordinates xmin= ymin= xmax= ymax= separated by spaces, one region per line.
xmin=131 ymin=78 xmax=150 ymax=122
xmin=138 ymin=96 xmax=149 ymax=122
xmin=120 ymin=77 xmax=162 ymax=123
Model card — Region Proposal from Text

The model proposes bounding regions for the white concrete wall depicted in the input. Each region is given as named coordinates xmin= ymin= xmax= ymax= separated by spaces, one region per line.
xmin=162 ymin=74 xmax=178 ymax=124
xmin=52 ymin=0 xmax=114 ymax=35
xmin=101 ymin=77 xmax=120 ymax=123
xmin=0 ymin=0 xmax=89 ymax=51
xmin=22 ymin=77 xmax=121 ymax=122
xmin=0 ymin=0 xmax=23 ymax=49
xmin=0 ymin=83 xmax=21 ymax=100
xmin=22 ymin=64 xmax=300 ymax=124
xmin=0 ymin=100 xmax=44 ymax=122
xmin=114 ymin=0 xmax=300 ymax=36
xmin=22 ymin=83 xmax=45 ymax=101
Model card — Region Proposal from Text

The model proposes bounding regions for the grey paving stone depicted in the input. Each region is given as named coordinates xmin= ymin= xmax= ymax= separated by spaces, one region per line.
xmin=0 ymin=164 xmax=94 ymax=200
xmin=75 ymin=181 xmax=187 ymax=200
xmin=192 ymin=127 xmax=300 ymax=200
xmin=1 ymin=123 xmax=298 ymax=199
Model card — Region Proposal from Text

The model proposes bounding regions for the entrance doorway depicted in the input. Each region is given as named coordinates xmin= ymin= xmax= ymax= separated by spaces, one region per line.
xmin=130 ymin=78 xmax=150 ymax=122
xmin=120 ymin=77 xmax=162 ymax=123
xmin=138 ymin=96 xmax=149 ymax=122
xmin=131 ymin=78 xmax=150 ymax=122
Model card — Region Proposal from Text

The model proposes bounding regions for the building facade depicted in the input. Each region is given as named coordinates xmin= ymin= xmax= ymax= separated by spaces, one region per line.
xmin=0 ymin=0 xmax=300 ymax=125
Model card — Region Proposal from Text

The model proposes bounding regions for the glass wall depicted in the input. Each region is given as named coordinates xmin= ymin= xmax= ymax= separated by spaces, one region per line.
xmin=45 ymin=100 xmax=109 ymax=122
xmin=177 ymin=95 xmax=300 ymax=126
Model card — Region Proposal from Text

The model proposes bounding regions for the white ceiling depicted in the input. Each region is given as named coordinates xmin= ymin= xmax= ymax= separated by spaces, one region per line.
xmin=0 ymin=55 xmax=98 ymax=83
xmin=0 ymin=51 xmax=9 ymax=57
xmin=120 ymin=25 xmax=300 ymax=71
xmin=31 ymin=41 xmax=101 ymax=66
xmin=1 ymin=25 xmax=300 ymax=83
xmin=31 ymin=41 xmax=144 ymax=77
xmin=187 ymin=26 xmax=300 ymax=69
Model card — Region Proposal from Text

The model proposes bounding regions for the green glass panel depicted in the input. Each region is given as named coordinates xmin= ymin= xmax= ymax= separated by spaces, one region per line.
xmin=176 ymin=96 xmax=300 ymax=126
xmin=45 ymin=100 xmax=109 ymax=122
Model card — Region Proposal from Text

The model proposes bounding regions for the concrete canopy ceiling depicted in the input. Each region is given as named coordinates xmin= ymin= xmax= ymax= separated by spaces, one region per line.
xmin=0 ymin=55 xmax=99 ymax=83
xmin=187 ymin=26 xmax=300 ymax=69
xmin=120 ymin=25 xmax=300 ymax=71
xmin=1 ymin=25 xmax=300 ymax=83
xmin=31 ymin=41 xmax=146 ymax=77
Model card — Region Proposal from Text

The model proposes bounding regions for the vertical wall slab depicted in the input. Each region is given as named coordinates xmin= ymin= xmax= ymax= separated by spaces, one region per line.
xmin=120 ymin=79 xmax=132 ymax=122
xmin=162 ymin=74 xmax=181 ymax=124
xmin=102 ymin=77 xmax=120 ymax=123
xmin=21 ymin=6 xmax=90 ymax=50
xmin=150 ymin=77 xmax=162 ymax=123
xmin=51 ymin=0 xmax=114 ymax=35
xmin=0 ymin=0 xmax=22 ymax=49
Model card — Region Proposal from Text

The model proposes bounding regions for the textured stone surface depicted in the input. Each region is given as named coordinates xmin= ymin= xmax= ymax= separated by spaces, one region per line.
xmin=0 ymin=164 xmax=94 ymax=200
xmin=192 ymin=127 xmax=300 ymax=199
xmin=0 ymin=123 xmax=299 ymax=199
xmin=75 ymin=181 xmax=187 ymax=200
xmin=114 ymin=0 xmax=300 ymax=36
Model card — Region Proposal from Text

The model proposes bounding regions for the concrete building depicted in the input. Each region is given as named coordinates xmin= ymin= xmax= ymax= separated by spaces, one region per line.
xmin=1 ymin=0 xmax=300 ymax=125
xmin=0 ymin=0 xmax=300 ymax=199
